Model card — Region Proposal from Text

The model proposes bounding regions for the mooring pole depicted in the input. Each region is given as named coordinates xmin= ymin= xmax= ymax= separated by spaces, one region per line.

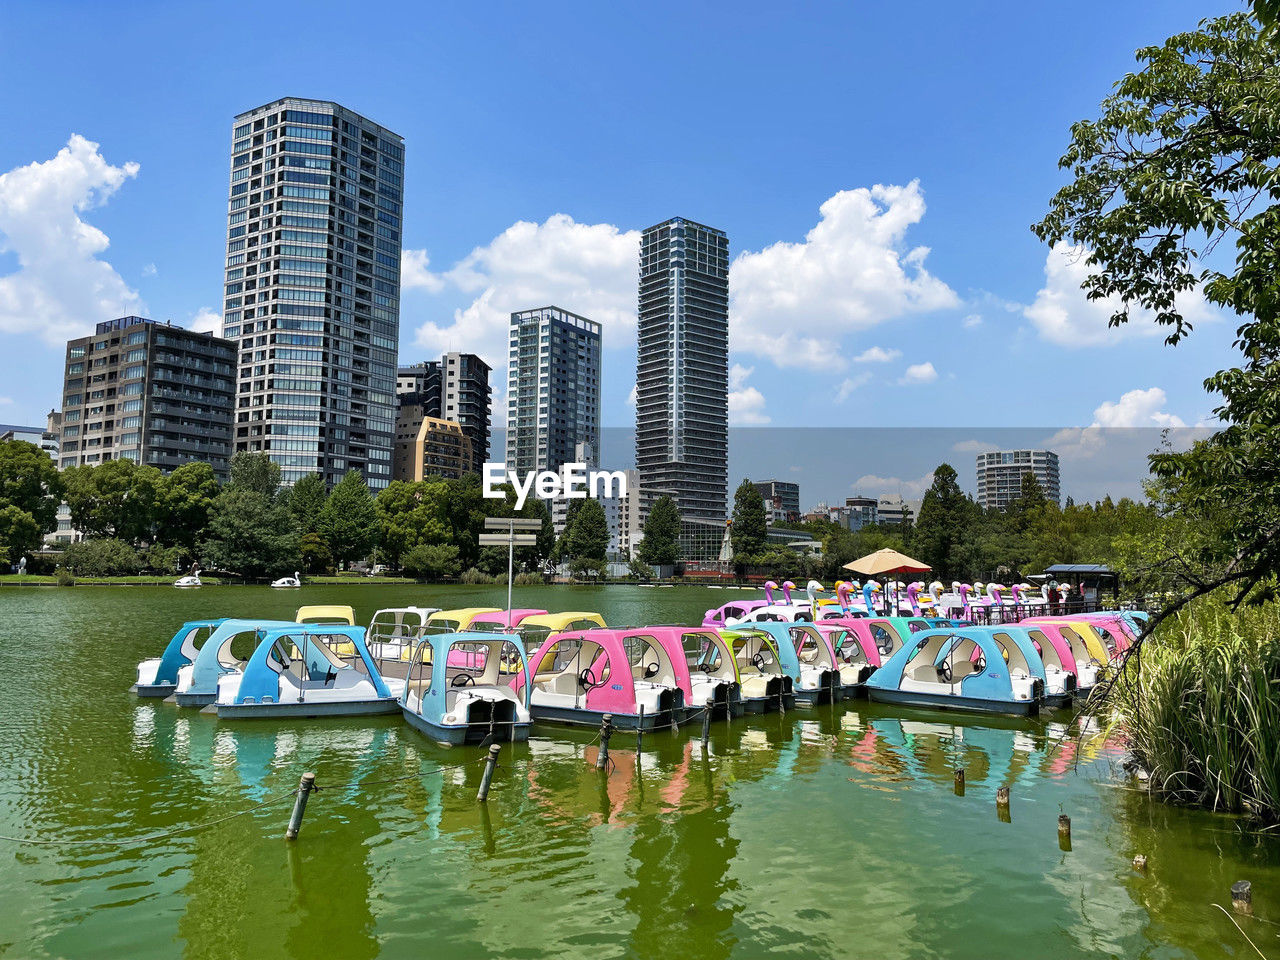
xmin=636 ymin=706 xmax=644 ymax=752
xmin=701 ymin=699 xmax=713 ymax=751
xmin=1232 ymin=880 xmax=1253 ymax=915
xmin=477 ymin=743 xmax=501 ymax=802
xmin=285 ymin=772 xmax=316 ymax=841
xmin=1058 ymin=814 xmax=1072 ymax=851
xmin=596 ymin=714 xmax=613 ymax=770
xmin=996 ymin=786 xmax=1010 ymax=821
xmin=954 ymin=768 xmax=965 ymax=796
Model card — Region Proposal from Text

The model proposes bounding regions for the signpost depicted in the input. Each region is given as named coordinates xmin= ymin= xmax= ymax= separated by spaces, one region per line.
xmin=481 ymin=518 xmax=542 ymax=618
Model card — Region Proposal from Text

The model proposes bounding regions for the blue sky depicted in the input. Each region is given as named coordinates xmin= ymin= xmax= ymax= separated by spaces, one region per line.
xmin=0 ymin=1 xmax=1245 ymax=502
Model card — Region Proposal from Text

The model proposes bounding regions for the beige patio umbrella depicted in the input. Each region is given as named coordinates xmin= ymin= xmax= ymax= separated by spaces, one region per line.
xmin=842 ymin=548 xmax=931 ymax=577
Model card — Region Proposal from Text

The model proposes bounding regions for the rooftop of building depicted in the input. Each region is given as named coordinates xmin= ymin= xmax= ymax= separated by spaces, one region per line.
xmin=234 ymin=97 xmax=403 ymax=141
xmin=643 ymin=216 xmax=727 ymax=238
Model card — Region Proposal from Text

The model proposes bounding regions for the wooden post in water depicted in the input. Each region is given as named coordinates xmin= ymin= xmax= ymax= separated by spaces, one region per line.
xmin=1132 ymin=854 xmax=1148 ymax=873
xmin=285 ymin=772 xmax=316 ymax=840
xmin=1058 ymin=814 xmax=1072 ymax=851
xmin=477 ymin=743 xmax=501 ymax=802
xmin=1232 ymin=880 xmax=1253 ymax=915
xmin=636 ymin=706 xmax=644 ymax=752
xmin=596 ymin=714 xmax=613 ymax=770
xmin=954 ymin=768 xmax=965 ymax=796
xmin=701 ymin=699 xmax=713 ymax=751
xmin=996 ymin=786 xmax=1010 ymax=822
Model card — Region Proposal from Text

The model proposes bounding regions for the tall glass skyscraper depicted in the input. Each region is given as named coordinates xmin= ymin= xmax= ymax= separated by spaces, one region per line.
xmin=506 ymin=306 xmax=601 ymax=475
xmin=221 ymin=98 xmax=404 ymax=489
xmin=635 ymin=217 xmax=729 ymax=557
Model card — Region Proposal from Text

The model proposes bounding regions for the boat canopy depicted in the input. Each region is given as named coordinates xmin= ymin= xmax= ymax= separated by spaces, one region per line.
xmin=186 ymin=619 xmax=307 ymax=693
xmin=516 ymin=612 xmax=607 ymax=647
xmin=234 ymin=624 xmax=392 ymax=705
xmin=468 ymin=608 xmax=550 ymax=631
xmin=295 ymin=605 xmax=356 ymax=625
xmin=153 ymin=619 xmax=228 ymax=686
xmin=520 ymin=628 xmax=671 ymax=709
xmin=871 ymin=627 xmax=1039 ymax=701
xmin=424 ymin=608 xmax=502 ymax=633
xmin=404 ymin=630 xmax=532 ymax=707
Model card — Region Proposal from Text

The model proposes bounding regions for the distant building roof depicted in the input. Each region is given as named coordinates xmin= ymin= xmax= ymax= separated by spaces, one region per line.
xmin=0 ymin=424 xmax=45 ymax=435
xmin=1044 ymin=563 xmax=1115 ymax=574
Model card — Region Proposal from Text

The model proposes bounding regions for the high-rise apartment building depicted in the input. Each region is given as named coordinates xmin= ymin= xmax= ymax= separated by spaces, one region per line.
xmin=222 ymin=97 xmax=404 ymax=489
xmin=976 ymin=449 xmax=1062 ymax=509
xmin=635 ymin=217 xmax=729 ymax=560
xmin=753 ymin=479 xmax=800 ymax=525
xmin=393 ymin=353 xmax=491 ymax=480
xmin=506 ymin=306 xmax=601 ymax=475
xmin=57 ymin=316 xmax=235 ymax=478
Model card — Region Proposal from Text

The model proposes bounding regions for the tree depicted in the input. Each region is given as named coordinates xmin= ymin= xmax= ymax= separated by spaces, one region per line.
xmin=289 ymin=473 xmax=327 ymax=536
xmin=1034 ymin=11 xmax=1280 ymax=619
xmin=0 ymin=440 xmax=63 ymax=538
xmin=402 ymin=542 xmax=461 ymax=581
xmin=299 ymin=533 xmax=333 ymax=574
xmin=910 ymin=464 xmax=974 ymax=579
xmin=638 ymin=495 xmax=681 ymax=567
xmin=0 ymin=504 xmax=41 ymax=563
xmin=563 ymin=498 xmax=610 ymax=574
xmin=157 ymin=462 xmax=220 ymax=550
xmin=59 ymin=538 xmax=142 ymax=577
xmin=316 ymin=469 xmax=378 ymax=569
xmin=200 ymin=488 xmax=299 ymax=579
xmin=730 ymin=479 xmax=768 ymax=558
xmin=62 ymin=460 xmax=163 ymax=544
xmin=375 ymin=480 xmax=450 ymax=569
xmin=228 ymin=451 xmax=282 ymax=498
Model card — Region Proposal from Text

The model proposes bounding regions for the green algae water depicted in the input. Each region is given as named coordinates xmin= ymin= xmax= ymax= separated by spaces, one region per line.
xmin=2 ymin=584 xmax=1279 ymax=959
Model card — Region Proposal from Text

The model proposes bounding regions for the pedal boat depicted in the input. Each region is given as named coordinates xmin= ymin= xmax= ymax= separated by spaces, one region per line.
xmin=623 ymin=626 xmax=743 ymax=719
xmin=974 ymin=626 xmax=1076 ymax=708
xmin=813 ymin=621 xmax=881 ymax=694
xmin=295 ymin=604 xmax=357 ymax=625
xmin=517 ymin=628 xmax=685 ymax=731
xmin=401 ymin=631 xmax=532 ymax=745
xmin=133 ymin=619 xmax=228 ymax=697
xmin=214 ymin=624 xmax=399 ymax=718
xmin=1017 ymin=618 xmax=1115 ymax=693
xmin=173 ymin=619 xmax=305 ymax=707
xmin=511 ymin=612 xmax=607 ymax=648
xmin=724 ymin=621 xmax=840 ymax=705
xmin=718 ymin=628 xmax=796 ymax=713
xmin=865 ymin=627 xmax=1045 ymax=716
xmin=468 ymin=608 xmax=550 ymax=632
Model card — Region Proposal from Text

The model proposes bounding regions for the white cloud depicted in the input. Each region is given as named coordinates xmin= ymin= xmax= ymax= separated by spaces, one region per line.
xmin=835 ymin=372 xmax=871 ymax=402
xmin=1024 ymin=244 xmax=1216 ymax=347
xmin=141 ymin=262 xmax=157 ymax=277
xmin=850 ymin=471 xmax=935 ymax=500
xmin=1091 ymin=387 xmax=1187 ymax=429
xmin=191 ymin=306 xmax=221 ymax=334
xmin=626 ymin=383 xmax=637 ymax=407
xmin=405 ymin=214 xmax=640 ymax=370
xmin=0 ymin=135 xmax=142 ymax=344
xmin=729 ymin=182 xmax=958 ymax=369
xmin=900 ymin=361 xmax=938 ymax=384
xmin=0 ymin=396 xmax=13 ymax=406
xmin=854 ymin=346 xmax=901 ymax=363
xmin=962 ymin=314 xmax=982 ymax=329
xmin=728 ymin=363 xmax=770 ymax=424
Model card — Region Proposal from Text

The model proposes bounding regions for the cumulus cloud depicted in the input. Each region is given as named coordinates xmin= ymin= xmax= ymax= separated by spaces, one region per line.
xmin=835 ymin=372 xmax=871 ymax=402
xmin=900 ymin=361 xmax=938 ymax=384
xmin=729 ymin=182 xmax=958 ymax=369
xmin=0 ymin=135 xmax=142 ymax=344
xmin=728 ymin=363 xmax=770 ymax=425
xmin=141 ymin=262 xmax=157 ymax=277
xmin=850 ymin=471 xmax=935 ymax=500
xmin=854 ymin=346 xmax=901 ymax=363
xmin=952 ymin=439 xmax=999 ymax=454
xmin=405 ymin=214 xmax=640 ymax=368
xmin=0 ymin=396 xmax=12 ymax=406
xmin=190 ymin=306 xmax=221 ymax=334
xmin=1024 ymin=244 xmax=1216 ymax=347
xmin=962 ymin=314 xmax=982 ymax=329
xmin=626 ymin=383 xmax=637 ymax=407
xmin=1048 ymin=386 xmax=1192 ymax=459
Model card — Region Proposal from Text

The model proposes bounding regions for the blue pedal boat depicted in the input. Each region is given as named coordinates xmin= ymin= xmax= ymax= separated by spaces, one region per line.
xmin=724 ymin=621 xmax=840 ymax=706
xmin=173 ymin=619 xmax=304 ymax=707
xmin=865 ymin=627 xmax=1046 ymax=716
xmin=214 ymin=624 xmax=399 ymax=718
xmin=400 ymin=631 xmax=532 ymax=745
xmin=133 ymin=619 xmax=228 ymax=697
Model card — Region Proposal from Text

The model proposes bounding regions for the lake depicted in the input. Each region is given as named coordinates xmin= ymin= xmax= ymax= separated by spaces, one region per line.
xmin=1 ymin=583 xmax=1276 ymax=959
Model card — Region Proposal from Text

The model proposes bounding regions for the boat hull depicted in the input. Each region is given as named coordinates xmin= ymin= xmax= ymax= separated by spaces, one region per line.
xmin=174 ymin=691 xmax=216 ymax=708
xmin=133 ymin=683 xmax=177 ymax=698
xmin=529 ymin=705 xmax=681 ymax=732
xmin=215 ymin=697 xmax=401 ymax=719
xmin=867 ymin=687 xmax=1040 ymax=717
xmin=402 ymin=708 xmax=531 ymax=745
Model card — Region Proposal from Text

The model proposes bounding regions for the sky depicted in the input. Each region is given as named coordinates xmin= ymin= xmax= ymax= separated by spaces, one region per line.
xmin=0 ymin=1 xmax=1246 ymax=506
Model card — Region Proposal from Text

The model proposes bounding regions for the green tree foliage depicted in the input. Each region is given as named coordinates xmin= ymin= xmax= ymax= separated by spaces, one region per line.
xmin=228 ymin=451 xmax=282 ymax=497
xmin=199 ymin=488 xmax=299 ymax=580
xmin=316 ymin=469 xmax=378 ymax=569
xmin=157 ymin=462 xmax=220 ymax=549
xmin=299 ymin=533 xmax=333 ymax=574
xmin=730 ymin=479 xmax=768 ymax=559
xmin=1034 ymin=11 xmax=1280 ymax=616
xmin=59 ymin=538 xmax=142 ymax=577
xmin=375 ymin=480 xmax=451 ymax=569
xmin=289 ymin=473 xmax=328 ymax=536
xmin=62 ymin=459 xmax=163 ymax=544
xmin=0 ymin=440 xmax=63 ymax=558
xmin=909 ymin=465 xmax=970 ymax=576
xmin=562 ymin=498 xmax=610 ymax=573
xmin=638 ymin=495 xmax=681 ymax=567
xmin=402 ymin=542 xmax=461 ymax=581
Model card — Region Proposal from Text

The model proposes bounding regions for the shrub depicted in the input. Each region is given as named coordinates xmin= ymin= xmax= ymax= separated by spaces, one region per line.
xmin=459 ymin=567 xmax=494 ymax=585
xmin=514 ymin=571 xmax=543 ymax=586
xmin=402 ymin=543 xmax=461 ymax=581
xmin=59 ymin=538 xmax=142 ymax=577
xmin=56 ymin=567 xmax=75 ymax=586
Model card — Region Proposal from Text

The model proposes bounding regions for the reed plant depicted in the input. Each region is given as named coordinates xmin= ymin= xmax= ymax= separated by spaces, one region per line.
xmin=1112 ymin=601 xmax=1280 ymax=819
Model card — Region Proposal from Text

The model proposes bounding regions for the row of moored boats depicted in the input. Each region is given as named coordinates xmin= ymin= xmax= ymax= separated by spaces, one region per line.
xmin=132 ymin=584 xmax=1147 ymax=746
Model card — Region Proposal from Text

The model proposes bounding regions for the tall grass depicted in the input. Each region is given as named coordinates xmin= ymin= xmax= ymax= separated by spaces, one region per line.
xmin=1112 ymin=600 xmax=1280 ymax=819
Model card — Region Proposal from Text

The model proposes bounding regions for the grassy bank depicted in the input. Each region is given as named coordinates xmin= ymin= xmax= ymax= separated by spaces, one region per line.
xmin=1113 ymin=600 xmax=1280 ymax=820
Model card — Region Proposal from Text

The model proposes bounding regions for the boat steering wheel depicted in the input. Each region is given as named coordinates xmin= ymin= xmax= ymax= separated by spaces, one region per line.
xmin=578 ymin=668 xmax=599 ymax=690
xmin=450 ymin=673 xmax=476 ymax=687
xmin=643 ymin=661 xmax=661 ymax=679
xmin=751 ymin=652 xmax=767 ymax=670
xmin=974 ymin=656 xmax=986 ymax=673
xmin=937 ymin=662 xmax=953 ymax=683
